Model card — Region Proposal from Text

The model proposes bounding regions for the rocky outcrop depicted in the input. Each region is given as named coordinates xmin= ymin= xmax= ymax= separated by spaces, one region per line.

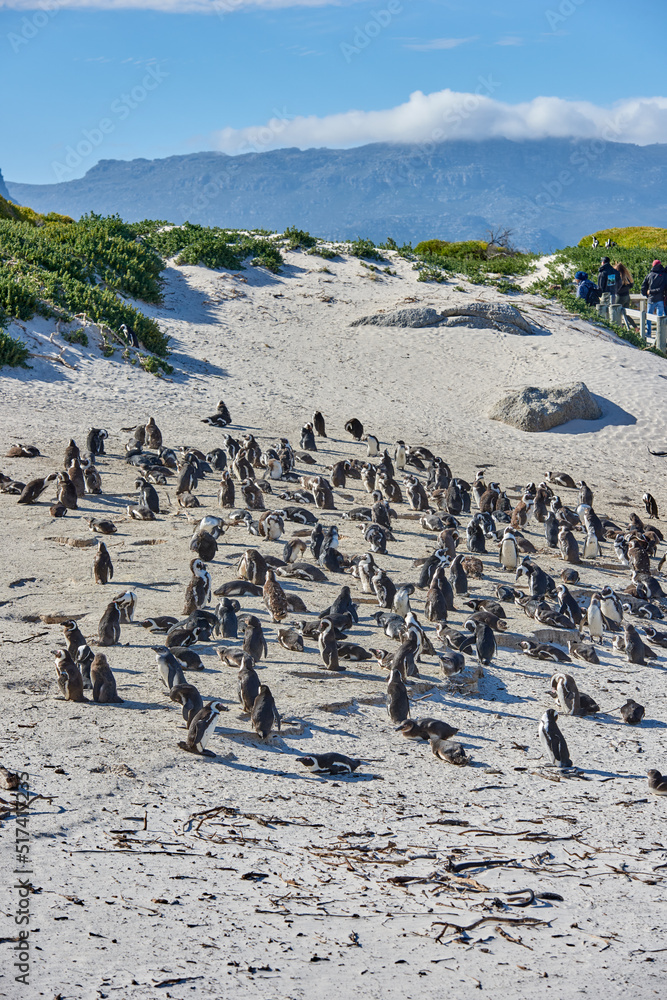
xmin=488 ymin=382 xmax=602 ymax=432
xmin=351 ymin=302 xmax=534 ymax=335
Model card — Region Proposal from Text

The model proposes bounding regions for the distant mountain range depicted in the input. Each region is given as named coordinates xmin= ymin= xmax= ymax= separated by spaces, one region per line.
xmin=7 ymin=139 xmax=667 ymax=251
xmin=0 ymin=168 xmax=13 ymax=203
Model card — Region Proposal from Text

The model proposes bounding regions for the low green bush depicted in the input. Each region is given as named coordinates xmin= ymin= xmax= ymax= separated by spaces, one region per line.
xmin=0 ymin=329 xmax=30 ymax=368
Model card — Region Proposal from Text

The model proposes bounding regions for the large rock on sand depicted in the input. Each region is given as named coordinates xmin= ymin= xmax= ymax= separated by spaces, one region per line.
xmin=489 ymin=382 xmax=602 ymax=432
xmin=350 ymin=302 xmax=534 ymax=335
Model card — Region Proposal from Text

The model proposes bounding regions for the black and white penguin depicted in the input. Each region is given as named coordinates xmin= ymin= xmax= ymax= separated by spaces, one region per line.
xmin=183 ymin=559 xmax=212 ymax=615
xmin=93 ymin=540 xmax=113 ymax=585
xmin=394 ymin=440 xmax=407 ymax=471
xmin=466 ymin=515 xmax=486 ymax=554
xmin=372 ymin=567 xmax=396 ymax=610
xmin=364 ymin=434 xmax=380 ymax=458
xmin=499 ymin=527 xmax=518 ymax=572
xmin=17 ymin=473 xmax=58 ymax=505
xmin=154 ymin=646 xmax=188 ymax=690
xmin=551 ymin=672 xmax=580 ymax=715
xmin=386 ymin=668 xmax=410 ymax=723
xmin=318 ymin=618 xmax=343 ymax=671
xmin=392 ymin=583 xmax=414 ymax=618
xmin=179 ymin=701 xmax=224 ymax=756
xmin=641 ymin=492 xmax=659 ymax=520
xmin=538 ymin=708 xmax=571 ymax=768
xmin=345 ymin=418 xmax=364 ymax=441
xmin=623 ymin=623 xmax=652 ymax=664
xmin=86 ymin=428 xmax=108 ymax=455
xmin=313 ymin=411 xmax=327 ymax=437
xmin=169 ymin=683 xmax=204 ymax=726
xmin=91 ymin=653 xmax=123 ymax=703
xmin=238 ymin=655 xmax=261 ymax=712
xmin=251 ymin=685 xmax=281 ymax=739
xmin=202 ymin=400 xmax=232 ymax=427
xmin=319 ymin=585 xmax=359 ymax=623
xmin=296 ymin=753 xmax=361 ymax=775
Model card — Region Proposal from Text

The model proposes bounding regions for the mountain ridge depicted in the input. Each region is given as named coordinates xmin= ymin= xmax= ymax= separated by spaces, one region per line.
xmin=7 ymin=138 xmax=667 ymax=251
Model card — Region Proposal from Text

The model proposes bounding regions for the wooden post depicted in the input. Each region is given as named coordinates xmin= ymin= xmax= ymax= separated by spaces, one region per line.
xmin=609 ymin=304 xmax=623 ymax=326
xmin=640 ymin=303 xmax=647 ymax=340
xmin=656 ymin=315 xmax=667 ymax=353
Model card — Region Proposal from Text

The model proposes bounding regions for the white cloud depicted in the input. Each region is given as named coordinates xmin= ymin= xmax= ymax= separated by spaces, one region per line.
xmin=405 ymin=36 xmax=477 ymax=51
xmin=210 ymin=90 xmax=667 ymax=153
xmin=2 ymin=0 xmax=356 ymax=10
xmin=496 ymin=35 xmax=522 ymax=46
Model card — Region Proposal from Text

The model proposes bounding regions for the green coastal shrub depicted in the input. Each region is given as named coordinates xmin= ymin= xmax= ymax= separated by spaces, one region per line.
xmin=0 ymin=329 xmax=30 ymax=368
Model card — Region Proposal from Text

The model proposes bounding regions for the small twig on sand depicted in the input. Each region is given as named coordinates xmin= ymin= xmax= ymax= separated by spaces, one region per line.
xmin=432 ymin=915 xmax=549 ymax=943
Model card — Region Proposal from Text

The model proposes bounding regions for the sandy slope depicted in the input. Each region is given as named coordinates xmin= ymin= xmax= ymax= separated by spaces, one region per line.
xmin=1 ymin=249 xmax=667 ymax=999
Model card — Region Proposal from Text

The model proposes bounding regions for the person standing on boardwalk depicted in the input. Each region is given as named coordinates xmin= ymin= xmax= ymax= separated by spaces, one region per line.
xmin=613 ymin=262 xmax=634 ymax=308
xmin=641 ymin=260 xmax=667 ymax=338
xmin=598 ymin=256 xmax=619 ymax=302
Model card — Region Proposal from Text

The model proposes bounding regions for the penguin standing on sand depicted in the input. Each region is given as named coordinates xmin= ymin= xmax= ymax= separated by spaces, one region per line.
xmin=98 ymin=601 xmax=121 ymax=646
xmin=318 ymin=618 xmax=342 ymax=671
xmin=471 ymin=620 xmax=496 ymax=666
xmin=169 ymin=683 xmax=204 ymax=726
xmin=183 ymin=559 xmax=212 ymax=615
xmin=300 ymin=423 xmax=317 ymax=451
xmin=91 ymin=653 xmax=123 ymax=703
xmin=93 ymin=541 xmax=113 ymax=585
xmin=238 ymin=654 xmax=261 ymax=712
xmin=251 ymin=685 xmax=281 ymax=739
xmin=539 ymin=708 xmax=572 ymax=767
xmin=499 ymin=527 xmax=518 ymax=572
xmin=386 ymin=668 xmax=410 ymax=723
xmin=179 ymin=701 xmax=224 ymax=756
xmin=53 ymin=650 xmax=85 ymax=702
xmin=313 ymin=411 xmax=327 ymax=437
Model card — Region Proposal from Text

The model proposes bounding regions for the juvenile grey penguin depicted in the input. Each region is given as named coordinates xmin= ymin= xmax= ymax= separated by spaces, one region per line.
xmin=179 ymin=701 xmax=224 ymax=756
xmin=647 ymin=770 xmax=667 ymax=795
xmin=318 ymin=618 xmax=343 ymax=671
xmin=558 ymin=525 xmax=580 ymax=564
xmin=620 ymin=699 xmax=645 ymax=725
xmin=623 ymin=623 xmax=654 ymax=665
xmin=169 ymin=682 xmax=204 ymax=726
xmin=215 ymin=598 xmax=239 ymax=639
xmin=98 ymin=601 xmax=121 ymax=646
xmin=144 ymin=416 xmax=162 ymax=450
xmin=93 ymin=540 xmax=113 ymax=585
xmin=538 ymin=708 xmax=571 ymax=768
xmin=386 ymin=667 xmax=410 ymax=723
xmin=238 ymin=654 xmax=261 ymax=712
xmin=472 ymin=620 xmax=496 ymax=666
xmin=53 ymin=650 xmax=85 ymax=702
xmin=183 ymin=558 xmax=212 ymax=615
xmin=57 ymin=472 xmax=78 ymax=510
xmin=550 ymin=672 xmax=580 ymax=716
xmin=263 ymin=568 xmax=289 ymax=622
xmin=251 ymin=685 xmax=281 ymax=739
xmin=430 ymin=740 xmax=469 ymax=765
xmin=91 ymin=653 xmax=123 ymax=704
xmin=242 ymin=615 xmax=268 ymax=662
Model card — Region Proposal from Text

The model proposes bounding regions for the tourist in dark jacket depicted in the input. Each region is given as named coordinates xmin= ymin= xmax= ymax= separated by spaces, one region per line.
xmin=613 ymin=262 xmax=634 ymax=308
xmin=597 ymin=257 xmax=619 ymax=301
xmin=641 ymin=260 xmax=667 ymax=337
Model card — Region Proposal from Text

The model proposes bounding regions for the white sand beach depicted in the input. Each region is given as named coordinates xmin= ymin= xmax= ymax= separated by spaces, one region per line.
xmin=2 ymin=247 xmax=667 ymax=999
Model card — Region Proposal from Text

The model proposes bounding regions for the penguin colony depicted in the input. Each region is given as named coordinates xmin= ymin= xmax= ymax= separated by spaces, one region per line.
xmin=3 ymin=411 xmax=667 ymax=792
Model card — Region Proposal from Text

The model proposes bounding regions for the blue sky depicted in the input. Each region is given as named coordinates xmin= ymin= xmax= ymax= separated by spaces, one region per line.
xmin=2 ymin=0 xmax=664 ymax=184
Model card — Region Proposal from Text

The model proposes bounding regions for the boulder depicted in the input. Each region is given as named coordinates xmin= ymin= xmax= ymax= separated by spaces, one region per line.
xmin=489 ymin=382 xmax=602 ymax=432
xmin=439 ymin=302 xmax=534 ymax=335
xmin=351 ymin=302 xmax=534 ymax=335
xmin=350 ymin=307 xmax=442 ymax=328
